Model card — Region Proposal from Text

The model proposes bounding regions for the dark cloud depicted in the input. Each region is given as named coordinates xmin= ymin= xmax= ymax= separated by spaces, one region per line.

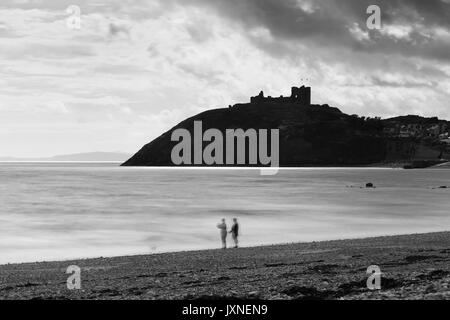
xmin=185 ymin=22 xmax=214 ymax=43
xmin=371 ymin=76 xmax=437 ymax=88
xmin=177 ymin=64 xmax=225 ymax=85
xmin=175 ymin=0 xmax=450 ymax=61
xmin=109 ymin=23 xmax=130 ymax=37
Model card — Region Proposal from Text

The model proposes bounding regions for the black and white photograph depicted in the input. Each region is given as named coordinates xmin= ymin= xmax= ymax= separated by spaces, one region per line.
xmin=0 ymin=0 xmax=450 ymax=312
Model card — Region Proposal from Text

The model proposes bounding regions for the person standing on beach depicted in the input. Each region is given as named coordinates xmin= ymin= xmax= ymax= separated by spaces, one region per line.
xmin=217 ymin=218 xmax=227 ymax=249
xmin=230 ymin=218 xmax=239 ymax=248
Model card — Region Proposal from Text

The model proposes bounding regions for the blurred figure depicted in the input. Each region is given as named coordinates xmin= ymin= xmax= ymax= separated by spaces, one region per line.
xmin=230 ymin=218 xmax=239 ymax=248
xmin=217 ymin=218 xmax=227 ymax=249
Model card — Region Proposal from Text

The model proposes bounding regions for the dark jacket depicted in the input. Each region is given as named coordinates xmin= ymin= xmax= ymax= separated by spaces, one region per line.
xmin=231 ymin=223 xmax=239 ymax=236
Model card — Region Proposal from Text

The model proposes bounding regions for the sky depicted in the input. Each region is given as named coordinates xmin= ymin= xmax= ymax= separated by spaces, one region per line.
xmin=0 ymin=0 xmax=449 ymax=157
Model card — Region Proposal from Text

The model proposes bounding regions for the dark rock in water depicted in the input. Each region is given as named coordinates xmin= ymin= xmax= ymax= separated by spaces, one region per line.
xmin=438 ymin=186 xmax=448 ymax=189
xmin=366 ymin=183 xmax=375 ymax=188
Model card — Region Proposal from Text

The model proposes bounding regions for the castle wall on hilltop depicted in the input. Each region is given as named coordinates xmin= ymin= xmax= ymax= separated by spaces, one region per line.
xmin=250 ymin=85 xmax=311 ymax=106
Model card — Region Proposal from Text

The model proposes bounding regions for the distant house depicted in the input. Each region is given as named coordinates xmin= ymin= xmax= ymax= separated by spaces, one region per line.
xmin=399 ymin=125 xmax=412 ymax=138
xmin=383 ymin=122 xmax=400 ymax=136
xmin=427 ymin=124 xmax=440 ymax=137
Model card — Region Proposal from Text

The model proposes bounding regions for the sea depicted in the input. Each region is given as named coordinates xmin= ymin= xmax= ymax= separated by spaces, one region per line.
xmin=0 ymin=162 xmax=449 ymax=264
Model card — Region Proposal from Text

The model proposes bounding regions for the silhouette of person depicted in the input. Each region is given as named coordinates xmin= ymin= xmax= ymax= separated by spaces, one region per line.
xmin=217 ymin=218 xmax=227 ymax=249
xmin=230 ymin=218 xmax=239 ymax=248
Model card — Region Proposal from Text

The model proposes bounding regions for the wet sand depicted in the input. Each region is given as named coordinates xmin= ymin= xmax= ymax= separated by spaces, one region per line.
xmin=1 ymin=232 xmax=449 ymax=300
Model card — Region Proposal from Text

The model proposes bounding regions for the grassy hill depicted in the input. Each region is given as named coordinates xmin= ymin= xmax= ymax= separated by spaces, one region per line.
xmin=122 ymin=102 xmax=450 ymax=167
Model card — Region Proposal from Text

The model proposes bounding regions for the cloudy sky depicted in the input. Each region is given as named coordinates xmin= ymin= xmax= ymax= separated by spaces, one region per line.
xmin=1 ymin=0 xmax=449 ymax=157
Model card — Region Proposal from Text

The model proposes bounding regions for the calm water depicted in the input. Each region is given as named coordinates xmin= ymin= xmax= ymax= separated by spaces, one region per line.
xmin=0 ymin=163 xmax=449 ymax=264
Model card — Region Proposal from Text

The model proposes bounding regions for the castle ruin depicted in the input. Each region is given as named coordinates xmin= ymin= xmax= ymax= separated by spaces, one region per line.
xmin=250 ymin=85 xmax=311 ymax=106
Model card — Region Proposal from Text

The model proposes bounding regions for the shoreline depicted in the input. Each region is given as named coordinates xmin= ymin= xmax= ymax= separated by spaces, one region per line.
xmin=1 ymin=231 xmax=450 ymax=300
xmin=2 ymin=161 xmax=449 ymax=169
xmin=2 ymin=230 xmax=449 ymax=267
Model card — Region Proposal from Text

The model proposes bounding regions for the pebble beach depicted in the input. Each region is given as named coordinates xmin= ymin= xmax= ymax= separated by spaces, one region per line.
xmin=1 ymin=232 xmax=449 ymax=300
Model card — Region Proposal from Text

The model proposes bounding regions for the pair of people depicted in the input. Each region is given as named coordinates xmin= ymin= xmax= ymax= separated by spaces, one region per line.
xmin=217 ymin=218 xmax=239 ymax=249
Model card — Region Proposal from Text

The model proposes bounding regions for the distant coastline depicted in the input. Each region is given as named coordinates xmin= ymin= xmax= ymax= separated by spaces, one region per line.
xmin=0 ymin=161 xmax=123 ymax=163
xmin=0 ymin=152 xmax=131 ymax=163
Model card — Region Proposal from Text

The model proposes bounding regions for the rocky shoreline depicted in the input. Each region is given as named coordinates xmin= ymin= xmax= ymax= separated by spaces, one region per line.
xmin=1 ymin=232 xmax=450 ymax=300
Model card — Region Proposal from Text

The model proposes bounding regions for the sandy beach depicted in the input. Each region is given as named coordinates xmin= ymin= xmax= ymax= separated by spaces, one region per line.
xmin=1 ymin=232 xmax=449 ymax=300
